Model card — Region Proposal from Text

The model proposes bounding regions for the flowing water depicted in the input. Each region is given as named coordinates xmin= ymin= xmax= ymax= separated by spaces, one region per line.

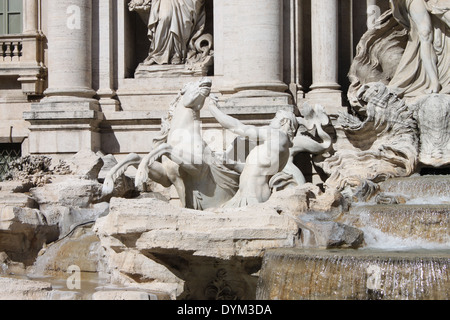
xmin=256 ymin=175 xmax=450 ymax=300
xmin=342 ymin=204 xmax=450 ymax=249
xmin=3 ymin=176 xmax=448 ymax=300
xmin=256 ymin=249 xmax=449 ymax=300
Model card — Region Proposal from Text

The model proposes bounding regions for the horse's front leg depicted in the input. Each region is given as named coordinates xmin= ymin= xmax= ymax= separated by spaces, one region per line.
xmin=102 ymin=153 xmax=142 ymax=196
xmin=135 ymin=143 xmax=173 ymax=189
xmin=163 ymin=158 xmax=188 ymax=208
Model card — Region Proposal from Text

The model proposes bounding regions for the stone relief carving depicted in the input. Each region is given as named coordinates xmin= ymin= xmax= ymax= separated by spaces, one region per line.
xmin=348 ymin=9 xmax=408 ymax=105
xmin=129 ymin=0 xmax=214 ymax=77
xmin=102 ymin=79 xmax=333 ymax=210
xmin=410 ymin=93 xmax=450 ymax=167
xmin=103 ymin=78 xmax=239 ymax=210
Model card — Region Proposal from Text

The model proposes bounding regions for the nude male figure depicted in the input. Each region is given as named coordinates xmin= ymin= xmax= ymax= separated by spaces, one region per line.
xmin=208 ymin=95 xmax=299 ymax=207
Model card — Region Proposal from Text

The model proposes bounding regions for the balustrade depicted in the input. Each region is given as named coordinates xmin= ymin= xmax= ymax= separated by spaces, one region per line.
xmin=0 ymin=33 xmax=46 ymax=96
xmin=1 ymin=38 xmax=23 ymax=62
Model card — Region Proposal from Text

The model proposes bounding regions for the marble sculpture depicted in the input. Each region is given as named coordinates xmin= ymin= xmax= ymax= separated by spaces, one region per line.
xmin=102 ymin=78 xmax=333 ymax=210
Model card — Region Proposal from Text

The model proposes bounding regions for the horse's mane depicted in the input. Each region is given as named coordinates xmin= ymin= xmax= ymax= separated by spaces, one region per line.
xmin=152 ymin=91 xmax=183 ymax=148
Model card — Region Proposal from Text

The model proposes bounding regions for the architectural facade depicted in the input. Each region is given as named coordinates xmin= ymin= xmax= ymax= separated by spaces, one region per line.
xmin=0 ymin=0 xmax=394 ymax=173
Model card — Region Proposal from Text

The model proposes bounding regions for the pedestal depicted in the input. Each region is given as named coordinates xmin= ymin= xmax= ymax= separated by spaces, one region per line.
xmin=24 ymin=99 xmax=102 ymax=156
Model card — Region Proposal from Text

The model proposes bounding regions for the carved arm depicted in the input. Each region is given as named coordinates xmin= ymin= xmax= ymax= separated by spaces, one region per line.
xmin=208 ymin=95 xmax=263 ymax=141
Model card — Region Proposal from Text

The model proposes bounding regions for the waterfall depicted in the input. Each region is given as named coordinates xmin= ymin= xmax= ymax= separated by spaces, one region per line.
xmin=256 ymin=175 xmax=450 ymax=300
xmin=343 ymin=204 xmax=450 ymax=250
xmin=256 ymin=249 xmax=449 ymax=300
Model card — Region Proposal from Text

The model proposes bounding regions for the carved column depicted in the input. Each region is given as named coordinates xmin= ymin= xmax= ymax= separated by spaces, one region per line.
xmin=288 ymin=0 xmax=305 ymax=102
xmin=43 ymin=0 xmax=96 ymax=100
xmin=24 ymin=0 xmax=103 ymax=156
xmin=95 ymin=0 xmax=119 ymax=112
xmin=223 ymin=0 xmax=293 ymax=114
xmin=306 ymin=0 xmax=342 ymax=115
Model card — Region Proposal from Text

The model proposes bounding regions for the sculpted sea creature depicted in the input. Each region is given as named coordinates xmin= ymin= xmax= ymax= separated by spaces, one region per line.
xmin=320 ymin=82 xmax=419 ymax=200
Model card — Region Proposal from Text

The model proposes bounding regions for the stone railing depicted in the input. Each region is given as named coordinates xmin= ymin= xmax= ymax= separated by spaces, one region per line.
xmin=1 ymin=37 xmax=23 ymax=62
xmin=0 ymin=33 xmax=46 ymax=96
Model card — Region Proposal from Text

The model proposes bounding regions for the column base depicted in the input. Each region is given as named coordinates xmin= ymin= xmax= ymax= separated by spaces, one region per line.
xmin=97 ymin=89 xmax=120 ymax=112
xmin=304 ymin=89 xmax=344 ymax=118
xmin=223 ymin=90 xmax=295 ymax=115
xmin=23 ymin=99 xmax=103 ymax=155
xmin=43 ymin=87 xmax=97 ymax=100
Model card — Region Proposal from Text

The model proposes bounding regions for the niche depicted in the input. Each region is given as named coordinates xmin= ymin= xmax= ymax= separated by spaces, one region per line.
xmin=124 ymin=0 xmax=214 ymax=79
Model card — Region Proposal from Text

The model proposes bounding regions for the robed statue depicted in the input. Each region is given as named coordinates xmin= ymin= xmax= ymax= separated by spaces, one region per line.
xmin=129 ymin=0 xmax=213 ymax=75
xmin=388 ymin=0 xmax=450 ymax=97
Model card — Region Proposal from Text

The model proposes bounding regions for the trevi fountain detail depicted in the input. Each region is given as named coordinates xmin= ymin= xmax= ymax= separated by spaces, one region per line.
xmin=0 ymin=0 xmax=449 ymax=301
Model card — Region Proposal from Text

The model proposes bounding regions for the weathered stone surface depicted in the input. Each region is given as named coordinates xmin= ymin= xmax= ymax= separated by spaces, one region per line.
xmin=92 ymin=183 xmax=364 ymax=299
xmin=94 ymin=196 xmax=300 ymax=299
xmin=4 ymin=156 xmax=53 ymax=187
xmin=58 ymin=202 xmax=109 ymax=236
xmin=0 ymin=181 xmax=35 ymax=194
xmin=30 ymin=177 xmax=103 ymax=209
xmin=0 ymin=277 xmax=52 ymax=300
xmin=321 ymin=82 xmax=419 ymax=200
xmin=0 ymin=206 xmax=59 ymax=265
xmin=411 ymin=94 xmax=450 ymax=167
xmin=297 ymin=214 xmax=364 ymax=249
xmin=267 ymin=183 xmax=348 ymax=217
xmin=30 ymin=227 xmax=101 ymax=276
xmin=0 ymin=191 xmax=38 ymax=209
xmin=63 ymin=149 xmax=104 ymax=180
xmin=92 ymin=290 xmax=159 ymax=301
xmin=96 ymin=245 xmax=183 ymax=300
xmin=0 ymin=252 xmax=26 ymax=275
xmin=96 ymin=197 xmax=299 ymax=259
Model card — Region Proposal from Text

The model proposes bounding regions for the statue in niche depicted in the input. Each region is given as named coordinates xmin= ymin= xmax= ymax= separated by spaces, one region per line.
xmin=128 ymin=0 xmax=214 ymax=77
xmin=102 ymin=79 xmax=334 ymax=210
xmin=388 ymin=0 xmax=450 ymax=97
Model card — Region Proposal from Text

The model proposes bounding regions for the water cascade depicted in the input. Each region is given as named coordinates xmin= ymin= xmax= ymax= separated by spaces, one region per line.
xmin=256 ymin=175 xmax=450 ymax=300
xmin=256 ymin=249 xmax=449 ymax=300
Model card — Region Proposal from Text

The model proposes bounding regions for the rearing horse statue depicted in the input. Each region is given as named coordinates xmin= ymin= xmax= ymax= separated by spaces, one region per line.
xmin=102 ymin=78 xmax=240 ymax=210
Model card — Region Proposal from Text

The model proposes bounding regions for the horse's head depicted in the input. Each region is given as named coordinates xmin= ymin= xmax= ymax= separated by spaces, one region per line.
xmin=180 ymin=78 xmax=212 ymax=111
